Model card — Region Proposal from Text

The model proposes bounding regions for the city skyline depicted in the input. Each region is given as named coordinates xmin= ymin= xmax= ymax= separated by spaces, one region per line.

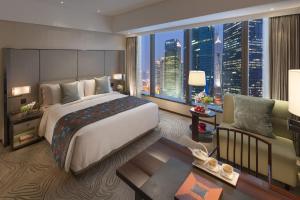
xmin=141 ymin=19 xmax=263 ymax=101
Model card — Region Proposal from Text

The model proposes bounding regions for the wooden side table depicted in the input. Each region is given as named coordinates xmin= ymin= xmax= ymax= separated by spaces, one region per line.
xmin=190 ymin=107 xmax=217 ymax=143
xmin=9 ymin=110 xmax=43 ymax=150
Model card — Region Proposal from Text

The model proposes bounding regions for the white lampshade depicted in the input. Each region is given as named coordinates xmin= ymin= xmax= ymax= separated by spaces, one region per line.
xmin=289 ymin=70 xmax=300 ymax=116
xmin=188 ymin=71 xmax=206 ymax=86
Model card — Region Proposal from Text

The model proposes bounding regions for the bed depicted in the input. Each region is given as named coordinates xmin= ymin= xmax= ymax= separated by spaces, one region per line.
xmin=39 ymin=92 xmax=159 ymax=173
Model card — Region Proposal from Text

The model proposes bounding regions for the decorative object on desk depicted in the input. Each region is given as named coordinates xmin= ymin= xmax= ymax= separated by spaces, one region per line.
xmin=192 ymin=160 xmax=240 ymax=187
xmin=194 ymin=105 xmax=205 ymax=113
xmin=189 ymin=71 xmax=206 ymax=104
xmin=288 ymin=69 xmax=300 ymax=156
xmin=20 ymin=101 xmax=36 ymax=114
xmin=175 ymin=172 xmax=223 ymax=200
xmin=198 ymin=123 xmax=206 ymax=133
xmin=116 ymin=84 xmax=124 ymax=92
xmin=12 ymin=86 xmax=31 ymax=96
xmin=188 ymin=142 xmax=208 ymax=162
xmin=194 ymin=92 xmax=214 ymax=110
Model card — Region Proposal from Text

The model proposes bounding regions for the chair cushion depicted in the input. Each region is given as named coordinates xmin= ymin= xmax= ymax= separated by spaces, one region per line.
xmin=233 ymin=95 xmax=275 ymax=138
xmin=219 ymin=123 xmax=297 ymax=187
xmin=60 ymin=82 xmax=80 ymax=104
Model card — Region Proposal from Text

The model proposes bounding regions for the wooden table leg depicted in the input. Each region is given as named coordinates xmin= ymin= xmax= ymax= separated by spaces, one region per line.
xmin=192 ymin=114 xmax=198 ymax=142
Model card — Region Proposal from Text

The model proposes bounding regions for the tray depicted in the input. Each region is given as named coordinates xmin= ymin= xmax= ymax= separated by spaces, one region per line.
xmin=192 ymin=160 xmax=240 ymax=187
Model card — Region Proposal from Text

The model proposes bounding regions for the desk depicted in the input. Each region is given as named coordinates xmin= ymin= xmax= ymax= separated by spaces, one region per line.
xmin=117 ymin=138 xmax=297 ymax=200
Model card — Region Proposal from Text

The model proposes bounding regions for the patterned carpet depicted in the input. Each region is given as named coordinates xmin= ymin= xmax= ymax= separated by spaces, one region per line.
xmin=0 ymin=110 xmax=207 ymax=200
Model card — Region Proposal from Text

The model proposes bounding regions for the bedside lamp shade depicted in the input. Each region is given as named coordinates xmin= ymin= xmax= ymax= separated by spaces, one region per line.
xmin=188 ymin=71 xmax=206 ymax=86
xmin=289 ymin=70 xmax=300 ymax=116
xmin=12 ymin=86 xmax=31 ymax=96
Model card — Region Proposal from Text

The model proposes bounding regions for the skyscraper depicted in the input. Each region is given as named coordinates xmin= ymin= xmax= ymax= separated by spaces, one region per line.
xmin=163 ymin=39 xmax=183 ymax=99
xmin=191 ymin=26 xmax=215 ymax=96
xmin=214 ymin=24 xmax=223 ymax=97
xmin=248 ymin=19 xmax=263 ymax=97
xmin=222 ymin=22 xmax=243 ymax=94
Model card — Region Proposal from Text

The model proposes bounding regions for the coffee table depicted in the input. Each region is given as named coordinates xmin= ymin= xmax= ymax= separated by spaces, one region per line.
xmin=116 ymin=137 xmax=297 ymax=200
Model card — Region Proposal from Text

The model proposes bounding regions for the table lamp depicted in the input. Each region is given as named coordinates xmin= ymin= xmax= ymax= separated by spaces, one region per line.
xmin=188 ymin=71 xmax=206 ymax=104
xmin=288 ymin=69 xmax=300 ymax=156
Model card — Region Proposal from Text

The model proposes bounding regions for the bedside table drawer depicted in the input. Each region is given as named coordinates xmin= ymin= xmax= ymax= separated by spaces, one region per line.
xmin=13 ymin=118 xmax=41 ymax=135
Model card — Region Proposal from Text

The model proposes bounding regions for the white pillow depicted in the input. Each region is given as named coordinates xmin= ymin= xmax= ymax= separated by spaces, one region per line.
xmin=83 ymin=79 xmax=95 ymax=96
xmin=78 ymin=81 xmax=85 ymax=98
xmin=40 ymin=83 xmax=61 ymax=106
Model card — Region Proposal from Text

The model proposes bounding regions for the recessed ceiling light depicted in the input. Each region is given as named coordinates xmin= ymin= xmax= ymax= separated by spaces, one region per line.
xmin=60 ymin=1 xmax=64 ymax=5
xmin=270 ymin=8 xmax=275 ymax=11
xmin=97 ymin=9 xmax=101 ymax=13
xmin=128 ymin=32 xmax=131 ymax=35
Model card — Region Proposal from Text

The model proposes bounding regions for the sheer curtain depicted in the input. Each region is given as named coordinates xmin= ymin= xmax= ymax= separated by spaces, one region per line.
xmin=125 ymin=37 xmax=139 ymax=96
xmin=270 ymin=14 xmax=300 ymax=100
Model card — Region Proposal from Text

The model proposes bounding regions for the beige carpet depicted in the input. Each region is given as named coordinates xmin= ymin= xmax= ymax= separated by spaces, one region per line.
xmin=0 ymin=110 xmax=205 ymax=200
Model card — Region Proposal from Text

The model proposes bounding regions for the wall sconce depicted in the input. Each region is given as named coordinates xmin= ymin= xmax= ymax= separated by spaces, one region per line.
xmin=12 ymin=86 xmax=31 ymax=96
xmin=112 ymin=73 xmax=123 ymax=80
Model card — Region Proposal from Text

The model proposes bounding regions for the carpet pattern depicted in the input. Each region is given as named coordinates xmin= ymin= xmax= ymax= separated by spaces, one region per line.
xmin=0 ymin=110 xmax=202 ymax=200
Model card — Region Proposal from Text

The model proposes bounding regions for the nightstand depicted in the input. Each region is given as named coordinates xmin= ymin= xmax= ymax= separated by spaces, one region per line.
xmin=8 ymin=110 xmax=43 ymax=150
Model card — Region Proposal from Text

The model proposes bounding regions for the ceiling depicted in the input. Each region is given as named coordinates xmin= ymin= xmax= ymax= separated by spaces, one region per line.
xmin=39 ymin=0 xmax=167 ymax=16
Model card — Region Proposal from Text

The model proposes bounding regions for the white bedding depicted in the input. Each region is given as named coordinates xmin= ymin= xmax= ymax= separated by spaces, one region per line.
xmin=39 ymin=92 xmax=159 ymax=172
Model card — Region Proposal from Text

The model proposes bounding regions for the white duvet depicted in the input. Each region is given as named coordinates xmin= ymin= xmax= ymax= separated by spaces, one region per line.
xmin=39 ymin=92 xmax=159 ymax=172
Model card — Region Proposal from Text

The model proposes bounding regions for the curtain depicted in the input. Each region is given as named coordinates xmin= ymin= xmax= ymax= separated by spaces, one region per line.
xmin=270 ymin=14 xmax=300 ymax=100
xmin=125 ymin=37 xmax=138 ymax=96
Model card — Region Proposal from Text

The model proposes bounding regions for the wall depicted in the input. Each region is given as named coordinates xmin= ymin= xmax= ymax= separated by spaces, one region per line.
xmin=0 ymin=20 xmax=125 ymax=144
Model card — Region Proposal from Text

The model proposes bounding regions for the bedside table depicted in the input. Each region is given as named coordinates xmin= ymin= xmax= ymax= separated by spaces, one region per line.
xmin=8 ymin=111 xmax=43 ymax=150
xmin=190 ymin=107 xmax=217 ymax=143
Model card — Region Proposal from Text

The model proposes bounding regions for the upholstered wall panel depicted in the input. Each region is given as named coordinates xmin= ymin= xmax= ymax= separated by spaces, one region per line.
xmin=104 ymin=51 xmax=125 ymax=76
xmin=78 ymin=50 xmax=105 ymax=79
xmin=6 ymin=49 xmax=39 ymax=97
xmin=40 ymin=50 xmax=77 ymax=82
xmin=5 ymin=49 xmax=39 ymax=113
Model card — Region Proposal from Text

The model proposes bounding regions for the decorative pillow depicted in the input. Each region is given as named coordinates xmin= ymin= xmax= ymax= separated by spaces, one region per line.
xmin=83 ymin=79 xmax=95 ymax=96
xmin=60 ymin=82 xmax=80 ymax=104
xmin=40 ymin=83 xmax=61 ymax=106
xmin=78 ymin=81 xmax=85 ymax=98
xmin=233 ymin=95 xmax=275 ymax=138
xmin=95 ymin=76 xmax=111 ymax=94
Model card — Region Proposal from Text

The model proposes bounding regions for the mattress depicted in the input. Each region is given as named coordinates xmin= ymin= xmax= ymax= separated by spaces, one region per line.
xmin=39 ymin=92 xmax=159 ymax=172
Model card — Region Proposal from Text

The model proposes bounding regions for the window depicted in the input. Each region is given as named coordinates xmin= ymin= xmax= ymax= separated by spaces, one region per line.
xmin=248 ymin=19 xmax=263 ymax=97
xmin=141 ymin=35 xmax=150 ymax=95
xmin=139 ymin=18 xmax=266 ymax=104
xmin=154 ymin=30 xmax=185 ymax=102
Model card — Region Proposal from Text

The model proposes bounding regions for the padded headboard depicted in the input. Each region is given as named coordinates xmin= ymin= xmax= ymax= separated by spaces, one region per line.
xmin=40 ymin=50 xmax=78 ymax=82
xmin=4 ymin=48 xmax=125 ymax=112
xmin=78 ymin=50 xmax=105 ymax=79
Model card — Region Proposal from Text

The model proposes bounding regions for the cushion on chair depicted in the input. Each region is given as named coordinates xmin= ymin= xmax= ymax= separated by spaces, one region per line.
xmin=233 ymin=95 xmax=275 ymax=138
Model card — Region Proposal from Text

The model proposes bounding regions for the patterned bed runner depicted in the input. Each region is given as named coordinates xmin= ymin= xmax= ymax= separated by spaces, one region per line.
xmin=51 ymin=96 xmax=150 ymax=168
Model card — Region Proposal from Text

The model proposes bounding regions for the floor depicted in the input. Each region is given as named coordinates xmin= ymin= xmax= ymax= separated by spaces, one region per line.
xmin=0 ymin=110 xmax=205 ymax=200
xmin=0 ymin=110 xmax=298 ymax=199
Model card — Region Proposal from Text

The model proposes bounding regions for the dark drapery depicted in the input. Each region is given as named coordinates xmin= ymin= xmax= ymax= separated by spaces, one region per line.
xmin=270 ymin=14 xmax=300 ymax=100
